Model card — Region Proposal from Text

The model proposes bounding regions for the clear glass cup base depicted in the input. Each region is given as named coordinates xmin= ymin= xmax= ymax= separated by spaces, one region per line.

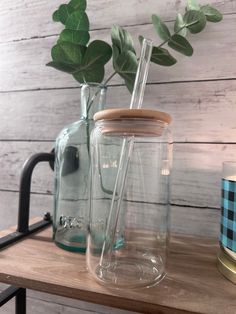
xmin=94 ymin=256 xmax=165 ymax=289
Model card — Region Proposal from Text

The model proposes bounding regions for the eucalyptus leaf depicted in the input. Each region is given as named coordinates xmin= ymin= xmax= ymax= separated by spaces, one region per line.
xmin=115 ymin=51 xmax=138 ymax=93
xmin=51 ymin=42 xmax=86 ymax=64
xmin=184 ymin=10 xmax=206 ymax=33
xmin=113 ymin=50 xmax=138 ymax=74
xmin=71 ymin=40 xmax=112 ymax=83
xmin=112 ymin=44 xmax=120 ymax=69
xmin=121 ymin=73 xmax=136 ymax=93
xmin=111 ymin=25 xmax=136 ymax=54
xmin=58 ymin=4 xmax=74 ymax=25
xmin=65 ymin=10 xmax=89 ymax=31
xmin=83 ymin=40 xmax=112 ymax=66
xmin=113 ymin=44 xmax=136 ymax=92
xmin=46 ymin=61 xmax=77 ymax=73
xmin=186 ymin=0 xmax=200 ymax=11
xmin=200 ymin=5 xmax=223 ymax=22
xmin=73 ymin=64 xmax=105 ymax=83
xmin=113 ymin=47 xmax=138 ymax=93
xmin=52 ymin=10 xmax=60 ymax=22
xmin=168 ymin=34 xmax=193 ymax=56
xmin=49 ymin=0 xmax=223 ymax=88
xmin=58 ymin=29 xmax=90 ymax=46
xmin=68 ymin=0 xmax=86 ymax=11
xmin=174 ymin=13 xmax=187 ymax=37
xmin=151 ymin=47 xmax=177 ymax=66
xmin=152 ymin=14 xmax=171 ymax=41
xmin=112 ymin=44 xmax=121 ymax=80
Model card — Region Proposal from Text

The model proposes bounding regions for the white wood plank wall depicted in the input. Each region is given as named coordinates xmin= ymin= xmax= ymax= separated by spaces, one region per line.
xmin=0 ymin=0 xmax=235 ymax=313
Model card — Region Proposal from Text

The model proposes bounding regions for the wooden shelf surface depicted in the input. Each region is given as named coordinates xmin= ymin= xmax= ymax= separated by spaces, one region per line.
xmin=0 ymin=220 xmax=235 ymax=314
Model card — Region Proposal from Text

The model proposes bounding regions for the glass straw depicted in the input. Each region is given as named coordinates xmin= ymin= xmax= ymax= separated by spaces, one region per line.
xmin=130 ymin=38 xmax=153 ymax=109
xmin=99 ymin=38 xmax=153 ymax=267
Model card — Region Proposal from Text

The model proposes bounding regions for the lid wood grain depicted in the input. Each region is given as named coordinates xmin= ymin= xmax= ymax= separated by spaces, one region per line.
xmin=94 ymin=109 xmax=172 ymax=124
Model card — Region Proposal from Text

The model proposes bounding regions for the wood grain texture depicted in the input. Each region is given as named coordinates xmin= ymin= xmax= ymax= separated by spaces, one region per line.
xmin=0 ymin=80 xmax=236 ymax=142
xmin=0 ymin=0 xmax=233 ymax=43
xmin=0 ymin=15 xmax=235 ymax=92
xmin=1 ymin=142 xmax=235 ymax=208
xmin=170 ymin=205 xmax=220 ymax=236
xmin=0 ymin=275 xmax=138 ymax=313
xmin=0 ymin=141 xmax=53 ymax=193
xmin=171 ymin=143 xmax=236 ymax=208
xmin=26 ymin=290 xmax=139 ymax=314
xmin=1 ymin=294 xmax=134 ymax=314
xmin=0 ymin=226 xmax=234 ymax=314
xmin=0 ymin=288 xmax=138 ymax=314
xmin=0 ymin=191 xmax=52 ymax=230
xmin=125 ymin=144 xmax=236 ymax=208
xmin=0 ymin=191 xmax=220 ymax=237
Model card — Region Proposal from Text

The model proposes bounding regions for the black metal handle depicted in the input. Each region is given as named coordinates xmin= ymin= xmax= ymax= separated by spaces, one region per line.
xmin=0 ymin=152 xmax=55 ymax=313
xmin=17 ymin=152 xmax=55 ymax=233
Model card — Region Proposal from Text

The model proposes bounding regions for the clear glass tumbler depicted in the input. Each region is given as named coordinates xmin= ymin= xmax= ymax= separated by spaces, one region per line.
xmin=87 ymin=108 xmax=172 ymax=288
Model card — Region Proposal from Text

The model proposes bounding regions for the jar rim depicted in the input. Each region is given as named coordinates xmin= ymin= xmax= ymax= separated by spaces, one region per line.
xmin=95 ymin=118 xmax=168 ymax=137
xmin=80 ymin=83 xmax=107 ymax=90
xmin=93 ymin=108 xmax=172 ymax=124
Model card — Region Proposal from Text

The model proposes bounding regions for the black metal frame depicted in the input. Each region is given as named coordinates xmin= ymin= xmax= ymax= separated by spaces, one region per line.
xmin=0 ymin=152 xmax=54 ymax=314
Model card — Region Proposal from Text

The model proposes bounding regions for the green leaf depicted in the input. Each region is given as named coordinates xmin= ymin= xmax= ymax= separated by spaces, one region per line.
xmin=53 ymin=1 xmax=87 ymax=25
xmin=71 ymin=40 xmax=112 ymax=83
xmin=73 ymin=65 xmax=104 ymax=83
xmin=184 ymin=10 xmax=206 ymax=33
xmin=152 ymin=14 xmax=171 ymax=41
xmin=174 ymin=13 xmax=187 ymax=37
xmin=168 ymin=34 xmax=193 ymax=56
xmin=83 ymin=40 xmax=112 ymax=66
xmin=66 ymin=11 xmax=89 ymax=31
xmin=112 ymin=46 xmax=137 ymax=93
xmin=46 ymin=61 xmax=77 ymax=74
xmin=112 ymin=44 xmax=119 ymax=69
xmin=58 ymin=29 xmax=90 ymax=46
xmin=68 ymin=0 xmax=86 ymax=11
xmin=58 ymin=4 xmax=74 ymax=25
xmin=51 ymin=43 xmax=86 ymax=64
xmin=122 ymin=73 xmax=136 ymax=93
xmin=52 ymin=10 xmax=60 ymax=22
xmin=200 ymin=5 xmax=223 ymax=22
xmin=113 ymin=50 xmax=138 ymax=74
xmin=186 ymin=0 xmax=200 ymax=11
xmin=111 ymin=25 xmax=136 ymax=54
xmin=151 ymin=47 xmax=177 ymax=66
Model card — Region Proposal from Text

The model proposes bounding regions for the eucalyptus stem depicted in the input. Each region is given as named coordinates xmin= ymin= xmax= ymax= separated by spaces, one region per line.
xmin=85 ymin=71 xmax=118 ymax=155
xmin=49 ymin=1 xmax=222 ymax=92
xmin=157 ymin=22 xmax=197 ymax=49
xmin=86 ymin=71 xmax=117 ymax=114
xmin=87 ymin=88 xmax=101 ymax=114
xmin=103 ymin=71 xmax=117 ymax=85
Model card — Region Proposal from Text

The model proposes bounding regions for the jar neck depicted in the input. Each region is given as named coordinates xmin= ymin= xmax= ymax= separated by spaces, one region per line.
xmin=80 ymin=83 xmax=107 ymax=120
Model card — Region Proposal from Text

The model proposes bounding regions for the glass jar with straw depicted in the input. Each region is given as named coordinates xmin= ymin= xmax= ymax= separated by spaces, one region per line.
xmin=87 ymin=108 xmax=172 ymax=288
xmin=87 ymin=38 xmax=173 ymax=288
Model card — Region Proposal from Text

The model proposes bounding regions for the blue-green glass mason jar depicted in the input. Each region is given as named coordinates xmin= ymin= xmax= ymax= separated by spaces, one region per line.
xmin=53 ymin=83 xmax=106 ymax=252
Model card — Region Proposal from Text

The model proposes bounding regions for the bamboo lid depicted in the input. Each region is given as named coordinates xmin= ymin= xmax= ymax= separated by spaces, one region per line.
xmin=94 ymin=108 xmax=172 ymax=124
